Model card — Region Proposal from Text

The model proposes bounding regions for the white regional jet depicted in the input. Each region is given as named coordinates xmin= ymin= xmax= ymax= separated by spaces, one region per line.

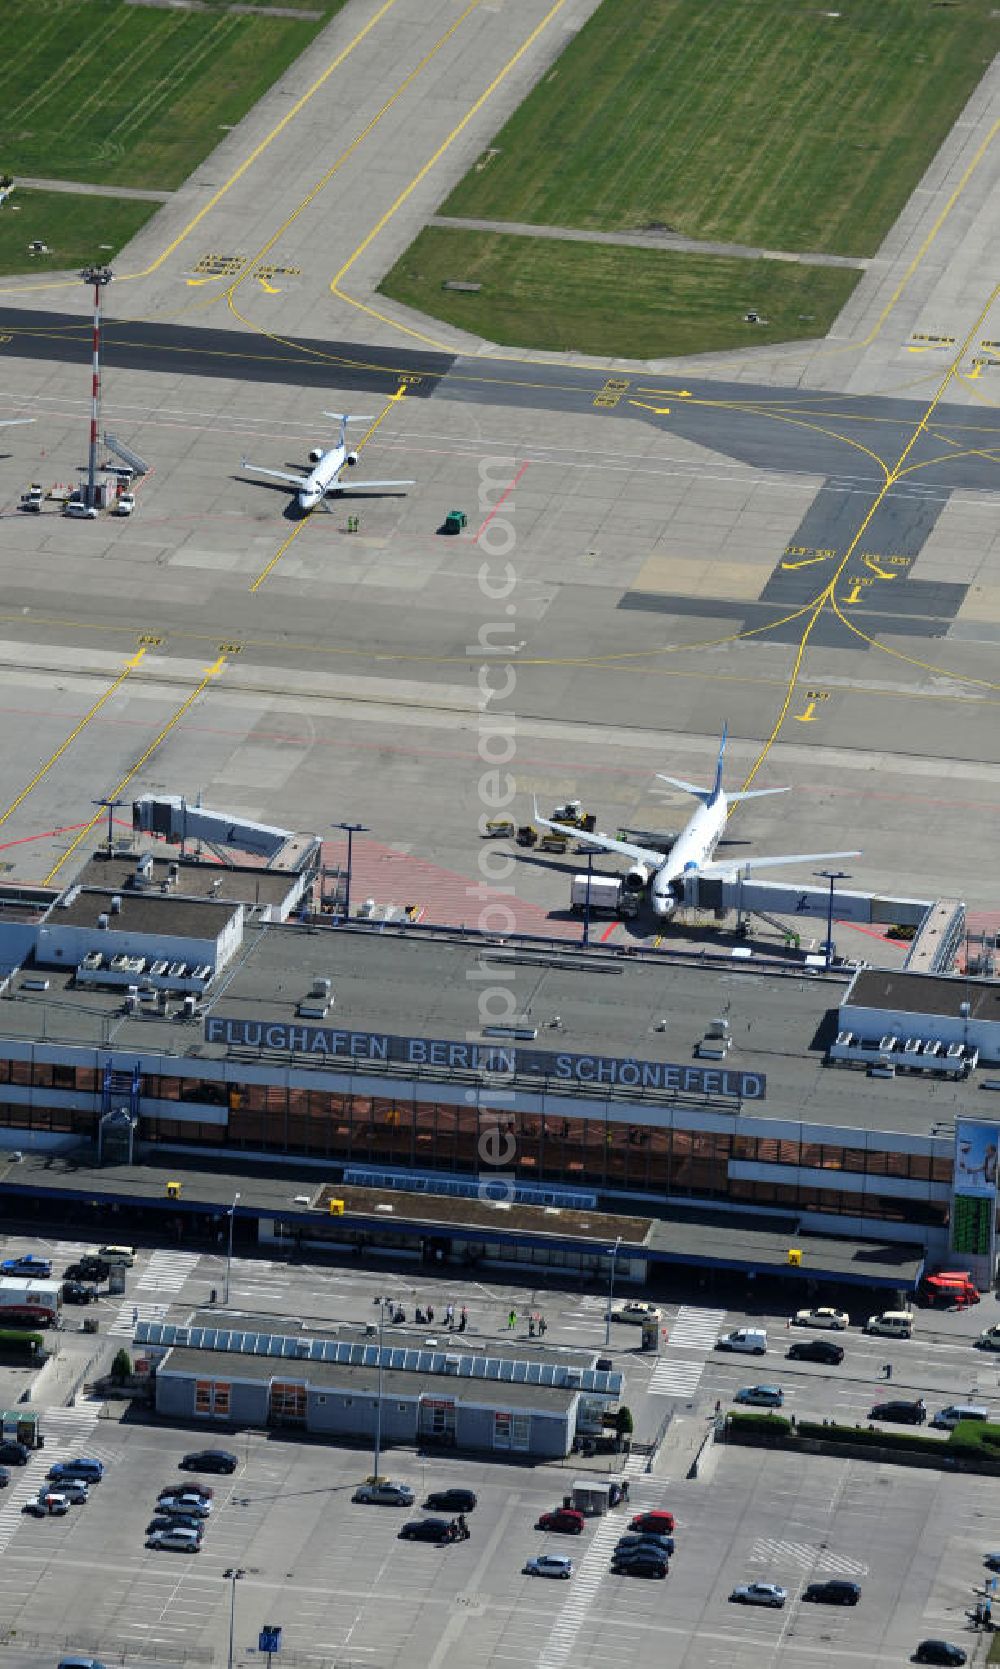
xmin=240 ymin=412 xmax=413 ymax=512
xmin=532 ymin=726 xmax=860 ymax=918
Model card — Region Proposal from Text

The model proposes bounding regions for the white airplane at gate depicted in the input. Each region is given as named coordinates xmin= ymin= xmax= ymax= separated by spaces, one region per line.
xmin=240 ymin=412 xmax=413 ymax=512
xmin=532 ymin=725 xmax=860 ymax=918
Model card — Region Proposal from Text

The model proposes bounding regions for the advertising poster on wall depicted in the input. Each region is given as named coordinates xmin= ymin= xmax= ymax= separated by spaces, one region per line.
xmin=951 ymin=1120 xmax=999 ymax=1275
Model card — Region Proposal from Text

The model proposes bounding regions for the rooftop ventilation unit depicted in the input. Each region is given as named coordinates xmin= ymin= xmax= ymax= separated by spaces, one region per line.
xmin=111 ymin=895 xmax=123 ymax=914
xmin=134 ymin=854 xmax=154 ymax=889
xmin=98 ymin=914 xmax=110 ymax=931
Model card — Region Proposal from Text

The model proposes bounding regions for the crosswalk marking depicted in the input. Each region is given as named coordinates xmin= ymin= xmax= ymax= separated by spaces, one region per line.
xmin=649 ymin=1357 xmax=706 ymax=1397
xmin=749 ymin=1537 xmax=868 ymax=1576
xmin=0 ymin=1400 xmax=104 ymax=1555
xmin=136 ymin=1250 xmax=199 ymax=1294
xmin=110 ymin=1299 xmax=169 ymax=1337
xmin=667 ymin=1306 xmax=726 ymax=1350
xmin=538 ymin=1512 xmax=626 ymax=1669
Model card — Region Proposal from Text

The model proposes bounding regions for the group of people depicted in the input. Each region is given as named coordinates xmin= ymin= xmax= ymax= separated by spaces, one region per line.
xmin=506 ymin=1309 xmax=547 ymax=1335
xmin=411 ymin=1303 xmax=469 ymax=1330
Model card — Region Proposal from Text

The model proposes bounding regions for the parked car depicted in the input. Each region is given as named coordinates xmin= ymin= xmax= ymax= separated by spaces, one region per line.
xmin=786 ymin=1338 xmax=844 ymax=1365
xmin=913 ymin=1643 xmax=967 ymax=1666
xmin=147 ymin=1526 xmax=201 ymax=1553
xmin=524 ymin=1554 xmax=573 ymax=1579
xmin=39 ymin=1479 xmax=88 ymax=1505
xmin=931 ymin=1404 xmax=989 ymax=1431
xmin=0 ymin=1467 xmax=9 ymax=1489
xmin=734 ymin=1385 xmax=784 ymax=1408
xmin=978 ymin=1325 xmax=1000 ymax=1352
xmin=24 ymin=1492 xmax=69 ymax=1516
xmin=149 ymin=1514 xmax=204 ymax=1537
xmin=398 ymin=1518 xmax=456 ymax=1544
xmin=793 ymin=1307 xmax=849 ymax=1331
xmin=629 ymin=1510 xmax=675 ymax=1534
xmin=64 ymin=501 xmax=98 ymax=520
xmin=868 ymin=1399 xmax=926 ymax=1425
xmin=611 ymin=1552 xmax=668 ymax=1578
xmin=803 ymin=1579 xmax=861 ymax=1605
xmin=537 ymin=1508 xmax=585 ymax=1535
xmin=424 ymin=1488 xmax=477 ymax=1513
xmin=611 ymin=1544 xmax=669 ymax=1569
xmin=158 ymin=1482 xmax=213 ymax=1503
xmin=64 ymin=1257 xmax=109 ymax=1282
xmin=729 ymin=1582 xmax=786 ymax=1608
xmin=158 ymin=1493 xmax=212 ymax=1518
xmin=985 ymin=1552 xmax=1000 ymax=1573
xmin=611 ymin=1302 xmax=662 ymax=1324
xmin=716 ymin=1328 xmax=767 ymax=1355
xmin=353 ymin=1480 xmax=414 ymax=1506
xmin=615 ymin=1532 xmax=674 ymax=1557
xmin=58 ymin=1658 xmax=108 ymax=1669
xmin=180 ymin=1449 xmax=237 ymax=1474
xmin=61 ymin=1281 xmax=97 ymax=1305
xmin=47 ymin=1459 xmax=104 ymax=1484
xmin=0 ymin=1442 xmax=29 ymax=1465
xmin=1 ymin=1254 xmax=52 ymax=1277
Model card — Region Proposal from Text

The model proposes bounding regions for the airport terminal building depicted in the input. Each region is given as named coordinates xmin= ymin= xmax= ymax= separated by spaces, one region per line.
xmin=0 ymin=848 xmax=996 ymax=1288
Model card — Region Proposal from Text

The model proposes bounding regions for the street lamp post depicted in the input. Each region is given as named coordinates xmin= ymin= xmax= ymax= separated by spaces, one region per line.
xmin=332 ymin=821 xmax=368 ymax=923
xmin=604 ymin=1234 xmax=622 ymax=1349
xmin=93 ymin=795 xmax=126 ymax=856
xmin=80 ymin=264 xmax=113 ymax=510
xmin=815 ymin=869 xmax=851 ymax=971
xmin=372 ymin=1295 xmax=386 ymax=1480
xmin=223 ymin=1191 xmax=241 ymax=1305
xmin=225 ymin=1566 xmax=246 ymax=1669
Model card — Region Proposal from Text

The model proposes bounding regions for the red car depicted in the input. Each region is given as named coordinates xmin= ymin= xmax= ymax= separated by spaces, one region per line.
xmin=629 ymin=1510 xmax=675 ymax=1535
xmin=537 ymin=1508 xmax=585 ymax=1535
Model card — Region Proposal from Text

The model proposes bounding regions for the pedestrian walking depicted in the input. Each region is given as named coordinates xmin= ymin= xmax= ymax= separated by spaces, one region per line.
xmin=459 ymin=1305 xmax=468 ymax=1332
xmin=427 ymin=1304 xmax=434 ymax=1323
xmin=528 ymin=1316 xmax=536 ymax=1338
xmin=508 ymin=1309 xmax=517 ymax=1330
xmin=446 ymin=1302 xmax=454 ymax=1327
xmin=883 ymin=1361 xmax=892 ymax=1380
xmin=539 ymin=1314 xmax=547 ymax=1337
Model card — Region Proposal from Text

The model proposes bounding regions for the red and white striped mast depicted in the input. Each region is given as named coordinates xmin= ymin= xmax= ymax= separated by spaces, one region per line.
xmin=81 ymin=265 xmax=113 ymax=509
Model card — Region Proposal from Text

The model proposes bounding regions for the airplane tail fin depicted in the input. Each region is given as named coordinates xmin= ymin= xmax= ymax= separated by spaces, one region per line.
xmin=711 ymin=723 xmax=728 ymax=803
xmin=321 ymin=411 xmax=374 ymax=425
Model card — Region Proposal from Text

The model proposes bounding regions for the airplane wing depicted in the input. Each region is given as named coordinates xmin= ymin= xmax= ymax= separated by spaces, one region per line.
xmin=240 ymin=458 xmax=306 ymax=486
xmin=328 ymin=478 xmax=414 ymax=493
xmin=702 ymin=848 xmax=860 ymax=880
xmin=531 ymin=801 xmax=665 ymax=868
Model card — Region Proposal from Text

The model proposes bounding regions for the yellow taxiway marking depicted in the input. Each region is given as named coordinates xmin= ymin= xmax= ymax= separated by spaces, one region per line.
xmin=636 ymin=387 xmax=693 ymax=397
xmin=0 ymin=647 xmax=148 ymax=834
xmin=862 ymin=556 xmax=897 ymax=580
xmin=780 ymin=555 xmax=830 ymax=571
xmin=44 ymin=655 xmax=229 ymax=884
xmin=794 ymin=701 xmax=820 ymax=723
xmin=629 ymin=400 xmax=672 ymax=416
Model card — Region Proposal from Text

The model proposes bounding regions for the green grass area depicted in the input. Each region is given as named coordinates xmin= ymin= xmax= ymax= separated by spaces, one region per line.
xmin=0 ymin=189 xmax=158 ymax=275
xmin=441 ymin=0 xmax=1000 ymax=257
xmin=0 ymin=0 xmax=342 ymax=189
xmin=379 ymin=228 xmax=860 ymax=358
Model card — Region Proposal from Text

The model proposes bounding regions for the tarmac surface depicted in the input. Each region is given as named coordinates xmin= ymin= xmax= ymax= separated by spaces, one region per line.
xmin=0 ymin=0 xmax=999 ymax=934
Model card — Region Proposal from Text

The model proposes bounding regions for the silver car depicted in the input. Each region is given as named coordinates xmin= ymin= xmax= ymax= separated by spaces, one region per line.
xmin=524 ymin=1555 xmax=573 ymax=1579
xmin=352 ymin=1480 xmax=414 ymax=1506
xmin=730 ymin=1582 xmax=786 ymax=1608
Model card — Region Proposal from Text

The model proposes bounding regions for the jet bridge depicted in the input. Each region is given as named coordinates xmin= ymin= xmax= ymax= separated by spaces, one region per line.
xmin=685 ymin=875 xmax=960 ymax=969
xmin=131 ymin=795 xmax=320 ymax=874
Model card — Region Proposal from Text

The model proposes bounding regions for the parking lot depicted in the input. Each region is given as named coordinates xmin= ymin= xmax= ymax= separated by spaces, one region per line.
xmin=0 ymin=1234 xmax=992 ymax=1664
xmin=0 ymin=1410 xmax=992 ymax=1668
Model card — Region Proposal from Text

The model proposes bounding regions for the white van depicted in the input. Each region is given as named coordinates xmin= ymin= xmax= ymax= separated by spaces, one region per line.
xmin=931 ymin=1403 xmax=989 ymax=1430
xmin=716 ymin=1328 xmax=767 ymax=1355
xmin=864 ymin=1310 xmax=914 ymax=1339
xmin=98 ymin=1245 xmax=135 ymax=1268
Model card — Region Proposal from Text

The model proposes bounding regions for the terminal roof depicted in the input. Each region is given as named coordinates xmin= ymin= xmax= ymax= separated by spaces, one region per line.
xmin=75 ymin=851 xmax=295 ymax=908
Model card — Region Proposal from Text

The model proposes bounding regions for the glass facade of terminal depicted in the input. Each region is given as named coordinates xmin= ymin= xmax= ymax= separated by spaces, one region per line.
xmin=0 ymin=1057 xmax=952 ymax=1228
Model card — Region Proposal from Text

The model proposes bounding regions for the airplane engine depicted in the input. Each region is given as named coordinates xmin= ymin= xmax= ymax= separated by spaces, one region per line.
xmin=346 ymin=451 xmax=359 ymax=467
xmin=625 ymin=864 xmax=653 ymax=892
xmin=308 ymin=448 xmax=324 ymax=463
